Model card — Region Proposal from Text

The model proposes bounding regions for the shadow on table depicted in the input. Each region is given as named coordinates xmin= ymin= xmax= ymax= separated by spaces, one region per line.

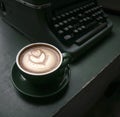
xmin=15 ymin=84 xmax=69 ymax=105
xmin=84 ymin=79 xmax=120 ymax=117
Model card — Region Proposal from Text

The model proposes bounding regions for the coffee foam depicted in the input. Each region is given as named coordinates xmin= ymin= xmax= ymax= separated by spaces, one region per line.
xmin=19 ymin=45 xmax=61 ymax=74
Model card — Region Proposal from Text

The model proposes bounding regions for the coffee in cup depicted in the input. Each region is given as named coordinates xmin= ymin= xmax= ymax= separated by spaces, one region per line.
xmin=16 ymin=43 xmax=71 ymax=87
xmin=18 ymin=43 xmax=62 ymax=75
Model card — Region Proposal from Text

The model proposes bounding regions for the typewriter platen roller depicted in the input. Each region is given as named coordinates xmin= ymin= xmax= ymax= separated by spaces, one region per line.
xmin=0 ymin=0 xmax=112 ymax=60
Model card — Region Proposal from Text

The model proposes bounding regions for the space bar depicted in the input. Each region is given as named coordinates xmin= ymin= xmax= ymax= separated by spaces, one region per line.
xmin=75 ymin=23 xmax=107 ymax=45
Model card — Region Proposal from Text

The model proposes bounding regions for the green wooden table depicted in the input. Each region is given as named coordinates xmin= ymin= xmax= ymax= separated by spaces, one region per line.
xmin=0 ymin=14 xmax=120 ymax=117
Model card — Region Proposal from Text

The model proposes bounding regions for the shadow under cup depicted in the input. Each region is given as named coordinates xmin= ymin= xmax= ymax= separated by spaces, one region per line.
xmin=16 ymin=43 xmax=71 ymax=90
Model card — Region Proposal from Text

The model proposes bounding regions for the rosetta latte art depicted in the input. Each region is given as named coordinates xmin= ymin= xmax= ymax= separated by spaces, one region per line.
xmin=29 ymin=49 xmax=48 ymax=65
xmin=19 ymin=45 xmax=61 ymax=74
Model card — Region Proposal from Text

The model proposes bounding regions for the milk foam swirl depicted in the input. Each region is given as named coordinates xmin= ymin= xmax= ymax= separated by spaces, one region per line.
xmin=29 ymin=49 xmax=48 ymax=65
xmin=19 ymin=45 xmax=61 ymax=74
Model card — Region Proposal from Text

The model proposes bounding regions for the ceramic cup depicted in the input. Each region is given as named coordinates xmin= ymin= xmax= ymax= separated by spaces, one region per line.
xmin=16 ymin=43 xmax=71 ymax=88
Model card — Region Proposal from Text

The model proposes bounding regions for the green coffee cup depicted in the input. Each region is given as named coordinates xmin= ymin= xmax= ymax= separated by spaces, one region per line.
xmin=16 ymin=43 xmax=71 ymax=88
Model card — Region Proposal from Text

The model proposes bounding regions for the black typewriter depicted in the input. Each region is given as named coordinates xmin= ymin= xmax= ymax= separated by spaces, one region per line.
xmin=0 ymin=0 xmax=112 ymax=59
xmin=50 ymin=1 xmax=109 ymax=45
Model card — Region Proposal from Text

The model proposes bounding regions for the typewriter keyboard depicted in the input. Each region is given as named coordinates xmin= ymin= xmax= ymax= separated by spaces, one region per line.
xmin=50 ymin=1 xmax=107 ymax=45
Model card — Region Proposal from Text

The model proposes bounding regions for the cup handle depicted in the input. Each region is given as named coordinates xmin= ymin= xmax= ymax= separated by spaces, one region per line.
xmin=60 ymin=53 xmax=71 ymax=68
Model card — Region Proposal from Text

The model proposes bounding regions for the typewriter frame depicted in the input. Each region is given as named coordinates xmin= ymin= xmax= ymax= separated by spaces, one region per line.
xmin=0 ymin=0 xmax=112 ymax=60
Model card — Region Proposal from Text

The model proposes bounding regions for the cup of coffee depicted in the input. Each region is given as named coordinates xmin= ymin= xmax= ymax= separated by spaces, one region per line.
xmin=16 ymin=43 xmax=71 ymax=88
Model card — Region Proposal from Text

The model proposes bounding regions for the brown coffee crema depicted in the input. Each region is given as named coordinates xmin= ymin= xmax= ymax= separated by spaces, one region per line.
xmin=19 ymin=45 xmax=61 ymax=74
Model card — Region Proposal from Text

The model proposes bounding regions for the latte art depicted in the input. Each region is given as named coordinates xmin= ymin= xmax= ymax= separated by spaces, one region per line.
xmin=19 ymin=45 xmax=61 ymax=74
xmin=29 ymin=49 xmax=47 ymax=64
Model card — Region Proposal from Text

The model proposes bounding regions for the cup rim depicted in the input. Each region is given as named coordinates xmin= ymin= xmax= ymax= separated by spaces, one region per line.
xmin=16 ymin=43 xmax=63 ymax=76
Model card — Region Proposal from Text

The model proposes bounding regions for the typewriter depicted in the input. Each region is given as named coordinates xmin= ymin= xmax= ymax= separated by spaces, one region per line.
xmin=0 ymin=0 xmax=112 ymax=59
